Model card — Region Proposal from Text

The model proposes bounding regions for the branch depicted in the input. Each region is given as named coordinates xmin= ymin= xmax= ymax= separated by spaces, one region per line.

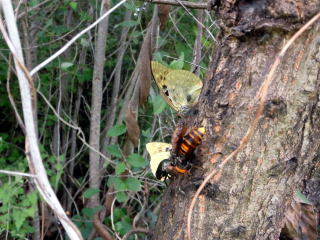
xmin=0 ymin=1 xmax=83 ymax=239
xmin=92 ymin=188 xmax=116 ymax=240
xmin=29 ymin=0 xmax=127 ymax=76
xmin=6 ymin=55 xmax=26 ymax=133
xmin=93 ymin=211 xmax=114 ymax=240
xmin=122 ymin=228 xmax=149 ymax=240
xmin=146 ymin=0 xmax=214 ymax=10
xmin=16 ymin=0 xmax=52 ymax=19
xmin=133 ymin=182 xmax=149 ymax=228
xmin=36 ymin=89 xmax=115 ymax=166
xmin=88 ymin=0 xmax=111 ymax=209
xmin=0 ymin=169 xmax=36 ymax=178
xmin=187 ymin=11 xmax=320 ymax=240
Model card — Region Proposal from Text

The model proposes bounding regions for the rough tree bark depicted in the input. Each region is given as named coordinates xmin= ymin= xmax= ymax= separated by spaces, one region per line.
xmin=153 ymin=1 xmax=320 ymax=240
xmin=88 ymin=0 xmax=110 ymax=208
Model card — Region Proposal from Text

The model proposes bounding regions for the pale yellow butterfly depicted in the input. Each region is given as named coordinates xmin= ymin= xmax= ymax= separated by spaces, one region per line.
xmin=146 ymin=142 xmax=172 ymax=180
xmin=151 ymin=61 xmax=202 ymax=113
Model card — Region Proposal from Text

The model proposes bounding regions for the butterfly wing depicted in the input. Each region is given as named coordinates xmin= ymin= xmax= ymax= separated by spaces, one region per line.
xmin=151 ymin=61 xmax=170 ymax=85
xmin=151 ymin=61 xmax=203 ymax=113
xmin=146 ymin=142 xmax=172 ymax=177
xmin=151 ymin=61 xmax=180 ymax=111
xmin=165 ymin=70 xmax=202 ymax=112
xmin=162 ymin=70 xmax=202 ymax=112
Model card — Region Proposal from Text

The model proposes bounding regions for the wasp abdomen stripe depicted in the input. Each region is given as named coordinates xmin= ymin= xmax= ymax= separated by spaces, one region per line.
xmin=178 ymin=128 xmax=205 ymax=155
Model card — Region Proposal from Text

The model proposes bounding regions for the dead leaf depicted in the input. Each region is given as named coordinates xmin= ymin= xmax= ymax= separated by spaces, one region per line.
xmin=158 ymin=4 xmax=171 ymax=30
xmin=139 ymin=26 xmax=152 ymax=106
xmin=125 ymin=103 xmax=140 ymax=147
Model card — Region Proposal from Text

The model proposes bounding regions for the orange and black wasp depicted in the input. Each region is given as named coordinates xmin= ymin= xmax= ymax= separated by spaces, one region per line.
xmin=169 ymin=127 xmax=205 ymax=174
xmin=177 ymin=127 xmax=205 ymax=156
xmin=147 ymin=127 xmax=205 ymax=180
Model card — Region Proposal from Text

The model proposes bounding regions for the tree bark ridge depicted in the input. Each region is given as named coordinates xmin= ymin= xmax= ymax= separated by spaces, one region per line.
xmin=153 ymin=10 xmax=320 ymax=240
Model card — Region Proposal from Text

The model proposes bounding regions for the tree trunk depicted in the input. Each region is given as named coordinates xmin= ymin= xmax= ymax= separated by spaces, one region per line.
xmin=102 ymin=9 xmax=132 ymax=153
xmin=88 ymin=0 xmax=110 ymax=208
xmin=153 ymin=2 xmax=320 ymax=240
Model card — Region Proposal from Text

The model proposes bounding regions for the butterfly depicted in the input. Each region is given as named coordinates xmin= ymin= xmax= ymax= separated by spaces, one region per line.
xmin=146 ymin=142 xmax=188 ymax=181
xmin=146 ymin=127 xmax=205 ymax=181
xmin=151 ymin=61 xmax=203 ymax=114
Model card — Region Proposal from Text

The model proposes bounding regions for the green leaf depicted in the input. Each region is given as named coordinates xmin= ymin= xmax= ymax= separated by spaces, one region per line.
xmin=201 ymin=36 xmax=212 ymax=49
xmin=80 ymin=38 xmax=90 ymax=47
xmin=78 ymin=67 xmax=92 ymax=83
xmin=169 ymin=59 xmax=184 ymax=70
xmin=115 ymin=216 xmax=132 ymax=235
xmin=13 ymin=210 xmax=25 ymax=230
xmin=25 ymin=206 xmax=36 ymax=217
xmin=152 ymin=95 xmax=167 ymax=115
xmin=170 ymin=52 xmax=185 ymax=69
xmin=116 ymin=192 xmax=128 ymax=203
xmin=0 ymin=183 xmax=12 ymax=203
xmin=26 ymin=191 xmax=38 ymax=205
xmin=115 ymin=20 xmax=139 ymax=28
xmin=82 ymin=206 xmax=103 ymax=218
xmin=113 ymin=208 xmax=126 ymax=221
xmin=108 ymin=177 xmax=127 ymax=191
xmin=153 ymin=52 xmax=163 ymax=62
xmin=123 ymin=2 xmax=136 ymax=11
xmin=127 ymin=154 xmax=148 ymax=168
xmin=54 ymin=162 xmax=63 ymax=172
xmin=106 ymin=144 xmax=122 ymax=158
xmin=69 ymin=2 xmax=78 ymax=10
xmin=82 ymin=207 xmax=94 ymax=218
xmin=131 ymin=31 xmax=143 ymax=38
xmin=115 ymin=162 xmax=126 ymax=175
xmin=142 ymin=128 xmax=150 ymax=137
xmin=82 ymin=188 xmax=100 ymax=198
xmin=46 ymin=155 xmax=55 ymax=163
xmin=125 ymin=177 xmax=141 ymax=191
xmin=107 ymin=124 xmax=127 ymax=137
xmin=60 ymin=62 xmax=73 ymax=70
xmin=29 ymin=0 xmax=39 ymax=7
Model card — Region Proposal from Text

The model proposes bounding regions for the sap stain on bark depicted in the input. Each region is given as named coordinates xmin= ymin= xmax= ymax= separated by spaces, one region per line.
xmin=264 ymin=98 xmax=287 ymax=119
xmin=267 ymin=157 xmax=298 ymax=177
xmin=180 ymin=177 xmax=228 ymax=203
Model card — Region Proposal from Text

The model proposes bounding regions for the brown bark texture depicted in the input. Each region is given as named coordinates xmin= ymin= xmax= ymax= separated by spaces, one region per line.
xmin=88 ymin=0 xmax=110 ymax=208
xmin=152 ymin=1 xmax=320 ymax=240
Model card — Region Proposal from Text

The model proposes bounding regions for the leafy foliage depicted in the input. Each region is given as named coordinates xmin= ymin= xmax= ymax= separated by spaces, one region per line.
xmin=0 ymin=0 xmax=214 ymax=238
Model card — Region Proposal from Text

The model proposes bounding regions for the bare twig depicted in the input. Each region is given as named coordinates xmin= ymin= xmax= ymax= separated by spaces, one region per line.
xmin=186 ymin=11 xmax=320 ymax=240
xmin=93 ymin=188 xmax=116 ymax=240
xmin=0 ymin=169 xmax=36 ymax=178
xmin=191 ymin=6 xmax=204 ymax=74
xmin=133 ymin=182 xmax=149 ymax=228
xmin=147 ymin=0 xmax=212 ymax=10
xmin=169 ymin=13 xmax=193 ymax=49
xmin=110 ymin=198 xmax=122 ymax=240
xmin=16 ymin=0 xmax=52 ymax=19
xmin=36 ymin=89 xmax=115 ymax=166
xmin=29 ymin=0 xmax=127 ymax=76
xmin=93 ymin=211 xmax=115 ymax=240
xmin=0 ymin=1 xmax=83 ymax=239
xmin=122 ymin=228 xmax=149 ymax=240
xmin=175 ymin=0 xmax=216 ymax=41
xmin=6 ymin=55 xmax=26 ymax=132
